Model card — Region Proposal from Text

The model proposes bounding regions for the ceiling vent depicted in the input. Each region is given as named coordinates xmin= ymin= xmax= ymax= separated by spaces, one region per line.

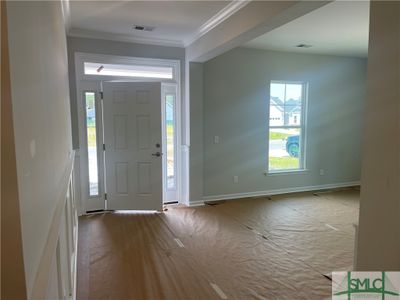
xmin=133 ymin=25 xmax=155 ymax=32
xmin=295 ymin=44 xmax=312 ymax=48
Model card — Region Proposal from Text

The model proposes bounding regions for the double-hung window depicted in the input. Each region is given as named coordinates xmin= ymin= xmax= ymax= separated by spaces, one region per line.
xmin=268 ymin=81 xmax=307 ymax=172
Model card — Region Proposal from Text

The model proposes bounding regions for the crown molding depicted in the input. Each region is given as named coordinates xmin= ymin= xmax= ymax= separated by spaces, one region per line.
xmin=67 ymin=0 xmax=250 ymax=48
xmin=68 ymin=28 xmax=185 ymax=48
xmin=184 ymin=0 xmax=250 ymax=47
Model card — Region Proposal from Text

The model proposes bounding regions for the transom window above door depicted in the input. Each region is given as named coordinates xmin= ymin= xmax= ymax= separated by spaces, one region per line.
xmin=84 ymin=62 xmax=173 ymax=79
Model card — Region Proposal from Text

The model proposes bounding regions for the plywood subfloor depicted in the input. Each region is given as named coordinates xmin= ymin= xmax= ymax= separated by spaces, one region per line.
xmin=77 ymin=188 xmax=359 ymax=300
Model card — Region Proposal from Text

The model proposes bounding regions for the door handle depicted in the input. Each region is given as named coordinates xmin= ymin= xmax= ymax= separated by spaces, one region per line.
xmin=151 ymin=152 xmax=162 ymax=157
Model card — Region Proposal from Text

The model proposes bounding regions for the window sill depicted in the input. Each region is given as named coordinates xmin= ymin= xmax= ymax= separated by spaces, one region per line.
xmin=266 ymin=169 xmax=308 ymax=176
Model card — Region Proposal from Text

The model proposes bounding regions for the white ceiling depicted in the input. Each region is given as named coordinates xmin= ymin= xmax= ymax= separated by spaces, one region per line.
xmin=245 ymin=1 xmax=370 ymax=57
xmin=69 ymin=1 xmax=239 ymax=47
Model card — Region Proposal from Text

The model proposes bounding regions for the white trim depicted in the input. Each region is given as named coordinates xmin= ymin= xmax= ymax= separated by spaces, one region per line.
xmin=189 ymin=181 xmax=361 ymax=206
xmin=69 ymin=28 xmax=184 ymax=48
xmin=75 ymin=52 xmax=180 ymax=83
xmin=267 ymin=169 xmax=308 ymax=176
xmin=74 ymin=52 xmax=184 ymax=212
xmin=72 ymin=221 xmax=78 ymax=300
xmin=161 ymin=83 xmax=181 ymax=203
xmin=184 ymin=0 xmax=251 ymax=47
xmin=187 ymin=201 xmax=205 ymax=207
xmin=61 ymin=0 xmax=71 ymax=34
xmin=267 ymin=81 xmax=308 ymax=172
xmin=75 ymin=80 xmax=104 ymax=212
xmin=67 ymin=1 xmax=250 ymax=48
xmin=30 ymin=153 xmax=77 ymax=299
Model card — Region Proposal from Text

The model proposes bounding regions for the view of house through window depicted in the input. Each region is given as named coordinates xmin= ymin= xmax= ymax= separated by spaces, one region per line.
xmin=85 ymin=92 xmax=99 ymax=196
xmin=166 ymin=94 xmax=175 ymax=189
xmin=268 ymin=81 xmax=305 ymax=171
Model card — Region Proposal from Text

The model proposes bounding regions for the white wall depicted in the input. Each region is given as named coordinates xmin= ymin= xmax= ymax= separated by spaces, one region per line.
xmin=7 ymin=1 xmax=73 ymax=296
xmin=356 ymin=1 xmax=400 ymax=270
xmin=198 ymin=47 xmax=366 ymax=199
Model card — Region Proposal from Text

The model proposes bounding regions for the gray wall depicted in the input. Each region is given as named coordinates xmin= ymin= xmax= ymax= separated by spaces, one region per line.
xmin=202 ymin=47 xmax=367 ymax=197
xmin=67 ymin=36 xmax=185 ymax=149
xmin=189 ymin=63 xmax=204 ymax=201
xmin=7 ymin=1 xmax=72 ymax=295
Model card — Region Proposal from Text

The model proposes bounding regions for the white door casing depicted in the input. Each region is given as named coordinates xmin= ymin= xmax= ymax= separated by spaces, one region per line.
xmin=103 ymin=82 xmax=163 ymax=211
xmin=78 ymin=80 xmax=105 ymax=212
xmin=75 ymin=53 xmax=185 ymax=214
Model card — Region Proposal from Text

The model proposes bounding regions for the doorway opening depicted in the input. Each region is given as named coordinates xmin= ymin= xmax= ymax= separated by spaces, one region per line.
xmin=75 ymin=53 xmax=182 ymax=213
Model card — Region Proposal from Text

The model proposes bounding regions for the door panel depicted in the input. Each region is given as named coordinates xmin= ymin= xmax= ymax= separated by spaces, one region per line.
xmin=103 ymin=82 xmax=162 ymax=211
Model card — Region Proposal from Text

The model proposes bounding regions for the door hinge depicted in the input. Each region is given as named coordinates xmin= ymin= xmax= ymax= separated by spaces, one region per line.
xmin=103 ymin=144 xmax=106 ymax=151
xmin=104 ymin=193 xmax=107 ymax=200
xmin=100 ymin=91 xmax=104 ymax=99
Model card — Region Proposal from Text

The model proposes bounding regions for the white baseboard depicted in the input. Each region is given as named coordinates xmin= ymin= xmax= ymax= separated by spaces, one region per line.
xmin=189 ymin=181 xmax=360 ymax=206
xmin=188 ymin=201 xmax=206 ymax=207
xmin=72 ymin=222 xmax=79 ymax=300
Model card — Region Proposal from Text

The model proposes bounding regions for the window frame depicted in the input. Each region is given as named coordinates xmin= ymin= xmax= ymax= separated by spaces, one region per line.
xmin=161 ymin=83 xmax=179 ymax=201
xmin=83 ymin=90 xmax=104 ymax=198
xmin=75 ymin=52 xmax=184 ymax=212
xmin=83 ymin=62 xmax=174 ymax=80
xmin=76 ymin=52 xmax=179 ymax=84
xmin=267 ymin=80 xmax=308 ymax=174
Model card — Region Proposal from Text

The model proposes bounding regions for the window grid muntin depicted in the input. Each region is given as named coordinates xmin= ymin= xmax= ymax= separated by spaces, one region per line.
xmin=268 ymin=81 xmax=307 ymax=172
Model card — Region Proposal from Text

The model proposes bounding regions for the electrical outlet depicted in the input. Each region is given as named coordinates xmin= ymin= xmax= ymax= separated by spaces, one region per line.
xmin=233 ymin=175 xmax=239 ymax=183
xmin=214 ymin=135 xmax=220 ymax=144
xmin=320 ymin=169 xmax=325 ymax=176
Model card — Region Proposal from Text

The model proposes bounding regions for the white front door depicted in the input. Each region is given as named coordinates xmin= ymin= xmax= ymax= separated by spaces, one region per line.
xmin=103 ymin=82 xmax=163 ymax=211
